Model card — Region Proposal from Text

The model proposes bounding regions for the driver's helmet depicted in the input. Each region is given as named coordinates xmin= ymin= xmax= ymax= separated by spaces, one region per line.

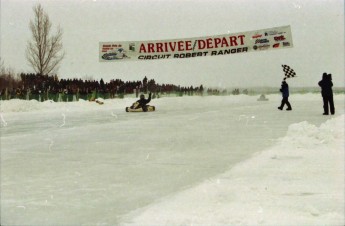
xmin=140 ymin=94 xmax=145 ymax=99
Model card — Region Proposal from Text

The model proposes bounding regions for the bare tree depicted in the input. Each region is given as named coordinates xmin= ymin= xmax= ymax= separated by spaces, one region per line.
xmin=0 ymin=58 xmax=5 ymax=75
xmin=0 ymin=58 xmax=19 ymax=91
xmin=26 ymin=4 xmax=65 ymax=75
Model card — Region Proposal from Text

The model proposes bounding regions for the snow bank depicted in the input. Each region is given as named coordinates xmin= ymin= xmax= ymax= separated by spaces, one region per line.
xmin=122 ymin=115 xmax=345 ymax=226
xmin=0 ymin=99 xmax=44 ymax=112
xmin=0 ymin=98 xmax=136 ymax=113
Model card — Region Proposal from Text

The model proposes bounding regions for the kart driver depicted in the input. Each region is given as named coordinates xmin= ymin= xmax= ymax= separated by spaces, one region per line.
xmin=131 ymin=92 xmax=152 ymax=112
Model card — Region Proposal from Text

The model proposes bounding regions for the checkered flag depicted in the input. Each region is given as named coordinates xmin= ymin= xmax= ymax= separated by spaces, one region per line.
xmin=282 ymin=65 xmax=296 ymax=80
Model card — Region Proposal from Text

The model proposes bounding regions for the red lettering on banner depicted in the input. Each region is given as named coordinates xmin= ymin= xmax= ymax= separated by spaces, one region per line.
xmin=238 ymin=35 xmax=245 ymax=45
xmin=197 ymin=36 xmax=247 ymax=50
xmin=206 ymin=38 xmax=213 ymax=48
xmin=229 ymin=36 xmax=237 ymax=46
xmin=148 ymin=43 xmax=155 ymax=53
xmin=178 ymin=41 xmax=184 ymax=51
xmin=169 ymin=42 xmax=177 ymax=51
xmin=138 ymin=35 xmax=246 ymax=53
xmin=214 ymin=38 xmax=221 ymax=48
xmin=156 ymin=43 xmax=163 ymax=52
xmin=197 ymin=40 xmax=206 ymax=49
xmin=139 ymin=43 xmax=147 ymax=53
xmin=185 ymin=41 xmax=192 ymax=51
xmin=221 ymin=37 xmax=229 ymax=47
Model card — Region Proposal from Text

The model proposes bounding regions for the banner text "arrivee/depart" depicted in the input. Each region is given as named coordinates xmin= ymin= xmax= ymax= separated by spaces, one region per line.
xmin=139 ymin=35 xmax=246 ymax=53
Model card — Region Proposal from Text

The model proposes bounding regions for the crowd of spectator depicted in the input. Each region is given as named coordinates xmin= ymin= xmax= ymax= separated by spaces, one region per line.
xmin=0 ymin=73 xmax=205 ymax=101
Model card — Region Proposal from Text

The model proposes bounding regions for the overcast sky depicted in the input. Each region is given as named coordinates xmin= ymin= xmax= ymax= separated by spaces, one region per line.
xmin=1 ymin=0 xmax=344 ymax=88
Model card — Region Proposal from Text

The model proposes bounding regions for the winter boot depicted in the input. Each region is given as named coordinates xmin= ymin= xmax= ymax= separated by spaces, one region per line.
xmin=286 ymin=102 xmax=292 ymax=111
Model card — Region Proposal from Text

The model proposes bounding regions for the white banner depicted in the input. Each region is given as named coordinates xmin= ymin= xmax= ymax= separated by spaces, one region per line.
xmin=99 ymin=25 xmax=293 ymax=62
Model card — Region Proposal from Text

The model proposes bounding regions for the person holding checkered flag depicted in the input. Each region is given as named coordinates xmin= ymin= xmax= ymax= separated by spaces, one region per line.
xmin=278 ymin=78 xmax=292 ymax=111
xmin=278 ymin=65 xmax=294 ymax=111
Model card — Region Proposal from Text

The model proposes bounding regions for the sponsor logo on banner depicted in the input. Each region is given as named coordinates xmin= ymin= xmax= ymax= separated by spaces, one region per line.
xmin=129 ymin=43 xmax=136 ymax=51
xmin=99 ymin=25 xmax=293 ymax=62
xmin=274 ymin=35 xmax=286 ymax=41
xmin=265 ymin=31 xmax=286 ymax=36
xmin=253 ymin=44 xmax=270 ymax=50
xmin=255 ymin=39 xmax=269 ymax=44
xmin=252 ymin=34 xmax=263 ymax=39
xmin=273 ymin=43 xmax=280 ymax=48
xmin=101 ymin=47 xmax=129 ymax=60
xmin=101 ymin=44 xmax=122 ymax=52
xmin=265 ymin=30 xmax=279 ymax=36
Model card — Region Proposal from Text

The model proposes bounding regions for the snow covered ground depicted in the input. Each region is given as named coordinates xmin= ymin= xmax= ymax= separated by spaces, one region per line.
xmin=1 ymin=93 xmax=344 ymax=226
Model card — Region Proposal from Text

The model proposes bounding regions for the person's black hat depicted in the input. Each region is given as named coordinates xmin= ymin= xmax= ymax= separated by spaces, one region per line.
xmin=328 ymin=74 xmax=332 ymax=80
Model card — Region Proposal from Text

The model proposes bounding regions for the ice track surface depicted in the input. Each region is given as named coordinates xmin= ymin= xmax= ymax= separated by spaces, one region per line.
xmin=1 ymin=94 xmax=344 ymax=225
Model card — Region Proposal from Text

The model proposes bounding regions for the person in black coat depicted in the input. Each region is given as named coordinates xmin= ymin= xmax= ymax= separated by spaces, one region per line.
xmin=278 ymin=79 xmax=292 ymax=111
xmin=318 ymin=73 xmax=334 ymax=115
xmin=131 ymin=92 xmax=152 ymax=111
